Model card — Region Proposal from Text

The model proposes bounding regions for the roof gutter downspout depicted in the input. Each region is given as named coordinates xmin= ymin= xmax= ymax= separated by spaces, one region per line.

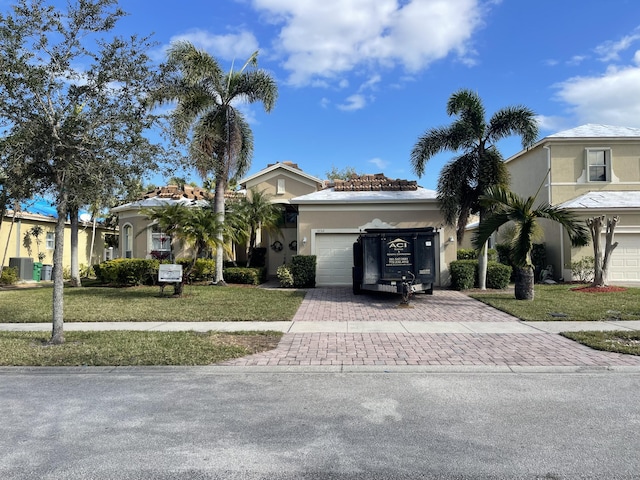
xmin=544 ymin=143 xmax=565 ymax=280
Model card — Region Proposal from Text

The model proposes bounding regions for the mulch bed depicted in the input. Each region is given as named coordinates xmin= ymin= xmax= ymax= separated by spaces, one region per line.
xmin=570 ymin=285 xmax=628 ymax=293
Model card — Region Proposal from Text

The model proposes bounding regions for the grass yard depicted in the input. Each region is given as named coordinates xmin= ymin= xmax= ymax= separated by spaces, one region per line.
xmin=469 ymin=284 xmax=640 ymax=321
xmin=0 ymin=284 xmax=305 ymax=323
xmin=0 ymin=330 xmax=283 ymax=366
xmin=562 ymin=331 xmax=640 ymax=356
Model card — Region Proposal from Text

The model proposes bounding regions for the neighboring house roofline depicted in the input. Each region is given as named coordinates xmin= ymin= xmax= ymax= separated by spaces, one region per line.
xmin=556 ymin=191 xmax=640 ymax=210
xmin=238 ymin=161 xmax=323 ymax=187
xmin=505 ymin=123 xmax=640 ymax=164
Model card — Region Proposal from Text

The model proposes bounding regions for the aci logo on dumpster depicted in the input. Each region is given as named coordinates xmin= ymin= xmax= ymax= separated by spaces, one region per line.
xmin=387 ymin=238 xmax=409 ymax=251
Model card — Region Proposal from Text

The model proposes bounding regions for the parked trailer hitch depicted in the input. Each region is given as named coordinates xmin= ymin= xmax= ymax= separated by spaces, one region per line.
xmin=400 ymin=271 xmax=416 ymax=305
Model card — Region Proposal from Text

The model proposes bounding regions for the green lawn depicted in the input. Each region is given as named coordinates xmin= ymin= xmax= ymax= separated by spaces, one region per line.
xmin=0 ymin=330 xmax=283 ymax=366
xmin=562 ymin=331 xmax=640 ymax=356
xmin=469 ymin=284 xmax=640 ymax=321
xmin=0 ymin=285 xmax=305 ymax=323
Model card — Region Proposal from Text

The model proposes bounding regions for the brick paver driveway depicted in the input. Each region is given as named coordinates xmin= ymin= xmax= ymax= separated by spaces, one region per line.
xmin=220 ymin=288 xmax=640 ymax=368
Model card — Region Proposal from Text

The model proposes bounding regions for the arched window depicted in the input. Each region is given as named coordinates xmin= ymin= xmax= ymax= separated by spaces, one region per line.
xmin=123 ymin=224 xmax=133 ymax=258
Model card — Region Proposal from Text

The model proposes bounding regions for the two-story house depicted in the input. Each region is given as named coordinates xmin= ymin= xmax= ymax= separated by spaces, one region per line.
xmin=505 ymin=124 xmax=640 ymax=283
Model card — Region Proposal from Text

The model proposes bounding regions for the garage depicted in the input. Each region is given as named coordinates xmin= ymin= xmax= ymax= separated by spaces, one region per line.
xmin=609 ymin=233 xmax=640 ymax=282
xmin=315 ymin=233 xmax=359 ymax=286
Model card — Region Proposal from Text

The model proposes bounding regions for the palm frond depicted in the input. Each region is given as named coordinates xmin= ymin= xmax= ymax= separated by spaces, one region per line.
xmin=488 ymin=106 xmax=539 ymax=148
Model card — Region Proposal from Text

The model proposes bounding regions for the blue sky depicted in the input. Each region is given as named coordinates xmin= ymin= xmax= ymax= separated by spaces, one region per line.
xmin=9 ymin=0 xmax=640 ymax=191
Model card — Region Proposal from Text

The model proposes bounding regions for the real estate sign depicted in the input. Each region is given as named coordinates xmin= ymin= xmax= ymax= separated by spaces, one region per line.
xmin=158 ymin=264 xmax=183 ymax=283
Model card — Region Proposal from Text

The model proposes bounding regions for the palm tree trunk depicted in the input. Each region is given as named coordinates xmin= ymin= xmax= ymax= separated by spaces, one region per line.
xmin=213 ymin=178 xmax=226 ymax=285
xmin=478 ymin=242 xmax=488 ymax=290
xmin=514 ymin=267 xmax=534 ymax=300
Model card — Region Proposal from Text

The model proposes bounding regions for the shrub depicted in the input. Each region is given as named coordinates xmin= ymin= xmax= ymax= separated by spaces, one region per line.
xmin=457 ymin=248 xmax=497 ymax=262
xmin=277 ymin=264 xmax=294 ymax=288
xmin=457 ymin=248 xmax=476 ymax=260
xmin=486 ymin=262 xmax=512 ymax=289
xmin=223 ymin=267 xmax=266 ymax=285
xmin=175 ymin=258 xmax=216 ymax=283
xmin=495 ymin=243 xmax=512 ymax=265
xmin=571 ymin=256 xmax=595 ymax=283
xmin=0 ymin=267 xmax=18 ymax=285
xmin=449 ymin=260 xmax=476 ymax=290
xmin=291 ymin=255 xmax=316 ymax=288
xmin=94 ymin=258 xmax=159 ymax=286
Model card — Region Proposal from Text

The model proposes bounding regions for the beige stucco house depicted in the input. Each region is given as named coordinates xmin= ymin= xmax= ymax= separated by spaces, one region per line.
xmin=110 ymin=185 xmax=212 ymax=261
xmin=112 ymin=162 xmax=457 ymax=287
xmin=505 ymin=124 xmax=640 ymax=283
xmin=239 ymin=162 xmax=457 ymax=287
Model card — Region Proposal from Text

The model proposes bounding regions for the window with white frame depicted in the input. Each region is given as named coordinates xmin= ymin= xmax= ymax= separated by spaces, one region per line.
xmin=123 ymin=224 xmax=133 ymax=258
xmin=45 ymin=232 xmax=55 ymax=250
xmin=586 ymin=148 xmax=611 ymax=182
xmin=277 ymin=178 xmax=286 ymax=194
xmin=151 ymin=224 xmax=171 ymax=253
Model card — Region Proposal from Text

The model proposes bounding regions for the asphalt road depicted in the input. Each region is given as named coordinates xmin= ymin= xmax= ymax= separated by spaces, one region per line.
xmin=2 ymin=368 xmax=639 ymax=479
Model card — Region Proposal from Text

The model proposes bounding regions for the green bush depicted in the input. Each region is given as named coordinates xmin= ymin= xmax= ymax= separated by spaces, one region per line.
xmin=450 ymin=260 xmax=476 ymax=290
xmin=571 ymin=256 xmax=594 ymax=283
xmin=94 ymin=258 xmax=159 ymax=286
xmin=291 ymin=255 xmax=316 ymax=288
xmin=175 ymin=258 xmax=216 ymax=283
xmin=0 ymin=267 xmax=18 ymax=285
xmin=450 ymin=259 xmax=512 ymax=290
xmin=486 ymin=262 xmax=512 ymax=289
xmin=457 ymin=248 xmax=497 ymax=261
xmin=457 ymin=249 xmax=477 ymax=260
xmin=277 ymin=264 xmax=294 ymax=288
xmin=223 ymin=267 xmax=266 ymax=285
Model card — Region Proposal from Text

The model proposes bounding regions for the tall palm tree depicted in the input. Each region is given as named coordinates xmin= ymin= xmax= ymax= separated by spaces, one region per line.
xmin=473 ymin=186 xmax=588 ymax=300
xmin=410 ymin=89 xmax=538 ymax=289
xmin=150 ymin=41 xmax=278 ymax=284
xmin=237 ymin=188 xmax=283 ymax=267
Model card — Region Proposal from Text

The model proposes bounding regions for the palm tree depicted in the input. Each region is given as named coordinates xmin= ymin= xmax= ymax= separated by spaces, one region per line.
xmin=150 ymin=41 xmax=278 ymax=284
xmin=237 ymin=188 xmax=283 ymax=267
xmin=473 ymin=186 xmax=588 ymax=300
xmin=410 ymin=89 xmax=538 ymax=289
xmin=141 ymin=203 xmax=225 ymax=295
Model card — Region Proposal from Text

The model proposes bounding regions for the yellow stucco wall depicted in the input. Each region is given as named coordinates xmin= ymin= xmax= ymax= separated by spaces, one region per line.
xmin=1 ymin=214 xmax=113 ymax=271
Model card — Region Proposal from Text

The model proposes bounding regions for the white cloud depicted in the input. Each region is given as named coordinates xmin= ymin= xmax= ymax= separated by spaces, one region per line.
xmin=369 ymin=157 xmax=389 ymax=170
xmin=337 ymin=93 xmax=367 ymax=111
xmin=168 ymin=29 xmax=260 ymax=62
xmin=251 ymin=0 xmax=485 ymax=86
xmin=594 ymin=29 xmax=640 ymax=62
xmin=554 ymin=64 xmax=640 ymax=128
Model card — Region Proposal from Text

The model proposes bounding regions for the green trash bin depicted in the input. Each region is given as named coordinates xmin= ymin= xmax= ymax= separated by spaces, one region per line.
xmin=33 ymin=262 xmax=43 ymax=281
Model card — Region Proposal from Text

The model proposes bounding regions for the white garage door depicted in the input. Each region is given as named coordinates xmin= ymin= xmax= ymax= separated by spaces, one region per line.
xmin=315 ymin=233 xmax=359 ymax=286
xmin=609 ymin=233 xmax=640 ymax=282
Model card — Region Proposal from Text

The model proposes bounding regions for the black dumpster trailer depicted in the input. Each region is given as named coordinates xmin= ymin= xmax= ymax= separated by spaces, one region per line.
xmin=352 ymin=227 xmax=438 ymax=297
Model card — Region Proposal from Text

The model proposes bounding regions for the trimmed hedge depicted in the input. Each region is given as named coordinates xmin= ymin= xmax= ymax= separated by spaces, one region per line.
xmin=457 ymin=248 xmax=498 ymax=261
xmin=486 ymin=262 xmax=512 ymax=289
xmin=449 ymin=259 xmax=512 ymax=290
xmin=291 ymin=255 xmax=316 ymax=288
xmin=450 ymin=260 xmax=476 ymax=290
xmin=223 ymin=267 xmax=267 ymax=285
xmin=176 ymin=258 xmax=216 ymax=282
xmin=93 ymin=259 xmax=159 ymax=286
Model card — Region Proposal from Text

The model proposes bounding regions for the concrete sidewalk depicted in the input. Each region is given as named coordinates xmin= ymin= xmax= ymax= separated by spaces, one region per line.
xmin=1 ymin=319 xmax=640 ymax=334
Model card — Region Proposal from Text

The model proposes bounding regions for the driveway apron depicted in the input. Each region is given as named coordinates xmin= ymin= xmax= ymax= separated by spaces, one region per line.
xmin=220 ymin=288 xmax=640 ymax=368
